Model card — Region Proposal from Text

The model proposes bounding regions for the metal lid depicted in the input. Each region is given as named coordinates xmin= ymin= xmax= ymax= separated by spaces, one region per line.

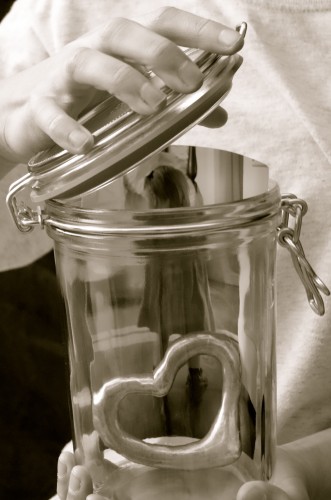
xmin=26 ymin=49 xmax=243 ymax=202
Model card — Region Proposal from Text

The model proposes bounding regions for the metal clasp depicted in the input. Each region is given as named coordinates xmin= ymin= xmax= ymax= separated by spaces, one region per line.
xmin=277 ymin=194 xmax=330 ymax=315
xmin=6 ymin=173 xmax=45 ymax=232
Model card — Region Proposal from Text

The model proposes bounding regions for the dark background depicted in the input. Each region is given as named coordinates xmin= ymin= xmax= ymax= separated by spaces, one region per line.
xmin=0 ymin=2 xmax=72 ymax=499
xmin=0 ymin=254 xmax=72 ymax=500
xmin=0 ymin=0 xmax=14 ymax=19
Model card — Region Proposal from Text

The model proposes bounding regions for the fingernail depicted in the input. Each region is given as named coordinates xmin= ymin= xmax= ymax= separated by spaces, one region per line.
xmin=140 ymin=83 xmax=167 ymax=109
xmin=219 ymin=28 xmax=241 ymax=47
xmin=178 ymin=60 xmax=203 ymax=89
xmin=236 ymin=22 xmax=247 ymax=38
xmin=57 ymin=457 xmax=67 ymax=480
xmin=69 ymin=129 xmax=92 ymax=151
xmin=68 ymin=471 xmax=81 ymax=493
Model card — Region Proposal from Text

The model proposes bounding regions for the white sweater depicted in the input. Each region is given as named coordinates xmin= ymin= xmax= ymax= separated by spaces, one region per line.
xmin=0 ymin=0 xmax=330 ymax=445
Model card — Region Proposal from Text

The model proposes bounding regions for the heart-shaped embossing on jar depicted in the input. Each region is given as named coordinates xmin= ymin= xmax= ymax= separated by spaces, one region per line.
xmin=93 ymin=332 xmax=242 ymax=470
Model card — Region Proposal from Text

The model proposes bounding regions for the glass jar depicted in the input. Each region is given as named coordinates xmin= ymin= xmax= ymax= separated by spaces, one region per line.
xmin=43 ymin=148 xmax=281 ymax=498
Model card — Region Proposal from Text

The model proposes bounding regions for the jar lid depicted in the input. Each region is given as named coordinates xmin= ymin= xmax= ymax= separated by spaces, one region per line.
xmin=25 ymin=48 xmax=243 ymax=202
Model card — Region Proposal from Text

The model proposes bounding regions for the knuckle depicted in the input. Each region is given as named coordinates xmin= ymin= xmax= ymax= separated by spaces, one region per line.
xmin=47 ymin=113 xmax=63 ymax=135
xmin=192 ymin=18 xmax=211 ymax=42
xmin=96 ymin=17 xmax=132 ymax=47
xmin=28 ymin=94 xmax=61 ymax=133
xmin=145 ymin=37 xmax=177 ymax=65
xmin=108 ymin=63 xmax=134 ymax=90
xmin=153 ymin=6 xmax=181 ymax=25
xmin=64 ymin=46 xmax=91 ymax=79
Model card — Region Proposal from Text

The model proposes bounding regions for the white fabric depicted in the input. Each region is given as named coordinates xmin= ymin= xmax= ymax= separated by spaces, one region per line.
xmin=0 ymin=0 xmax=330 ymax=445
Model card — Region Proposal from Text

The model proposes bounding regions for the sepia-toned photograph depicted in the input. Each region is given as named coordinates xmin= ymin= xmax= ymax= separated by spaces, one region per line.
xmin=0 ymin=1 xmax=330 ymax=499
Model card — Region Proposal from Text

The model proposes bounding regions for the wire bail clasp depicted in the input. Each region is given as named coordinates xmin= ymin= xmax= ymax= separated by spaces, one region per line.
xmin=277 ymin=194 xmax=330 ymax=315
xmin=6 ymin=173 xmax=46 ymax=232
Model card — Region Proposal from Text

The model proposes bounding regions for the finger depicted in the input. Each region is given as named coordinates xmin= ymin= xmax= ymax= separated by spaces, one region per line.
xmin=67 ymin=465 xmax=93 ymax=500
xmin=63 ymin=47 xmax=167 ymax=113
xmin=57 ymin=452 xmax=76 ymax=500
xmin=237 ymin=481 xmax=269 ymax=499
xmin=199 ymin=52 xmax=243 ymax=128
xmin=77 ymin=18 xmax=204 ymax=93
xmin=200 ymin=107 xmax=228 ymax=128
xmin=29 ymin=95 xmax=94 ymax=154
xmin=146 ymin=7 xmax=244 ymax=54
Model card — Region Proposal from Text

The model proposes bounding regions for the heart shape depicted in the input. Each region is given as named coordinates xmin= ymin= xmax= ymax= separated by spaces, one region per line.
xmin=93 ymin=332 xmax=242 ymax=470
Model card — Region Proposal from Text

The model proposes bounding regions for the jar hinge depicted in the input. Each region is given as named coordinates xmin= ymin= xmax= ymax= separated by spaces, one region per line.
xmin=277 ymin=194 xmax=330 ymax=315
xmin=6 ymin=173 xmax=46 ymax=232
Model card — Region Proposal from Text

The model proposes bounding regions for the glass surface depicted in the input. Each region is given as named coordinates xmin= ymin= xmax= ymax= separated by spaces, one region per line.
xmin=48 ymin=147 xmax=280 ymax=499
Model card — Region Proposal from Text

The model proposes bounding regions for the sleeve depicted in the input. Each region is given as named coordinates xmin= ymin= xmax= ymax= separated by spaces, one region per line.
xmin=0 ymin=1 xmax=53 ymax=269
xmin=0 ymin=0 xmax=116 ymax=271
xmin=0 ymin=0 xmax=48 ymax=78
xmin=0 ymin=0 xmax=158 ymax=64
xmin=0 ymin=0 xmax=129 ymax=72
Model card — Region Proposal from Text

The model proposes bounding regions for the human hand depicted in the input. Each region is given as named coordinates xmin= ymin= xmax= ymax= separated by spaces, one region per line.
xmin=56 ymin=429 xmax=331 ymax=500
xmin=236 ymin=447 xmax=310 ymax=500
xmin=55 ymin=449 xmax=308 ymax=500
xmin=55 ymin=451 xmax=106 ymax=500
xmin=0 ymin=7 xmax=244 ymax=164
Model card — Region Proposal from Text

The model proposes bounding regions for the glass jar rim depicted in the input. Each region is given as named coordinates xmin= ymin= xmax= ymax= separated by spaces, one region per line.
xmin=44 ymin=180 xmax=281 ymax=237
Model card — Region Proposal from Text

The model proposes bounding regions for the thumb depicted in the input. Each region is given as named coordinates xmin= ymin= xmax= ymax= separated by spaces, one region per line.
xmin=200 ymin=106 xmax=228 ymax=128
xmin=237 ymin=481 xmax=291 ymax=500
xmin=67 ymin=465 xmax=93 ymax=500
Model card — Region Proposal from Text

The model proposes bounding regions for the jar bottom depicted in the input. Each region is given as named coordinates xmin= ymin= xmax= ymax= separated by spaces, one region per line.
xmin=95 ymin=437 xmax=259 ymax=500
